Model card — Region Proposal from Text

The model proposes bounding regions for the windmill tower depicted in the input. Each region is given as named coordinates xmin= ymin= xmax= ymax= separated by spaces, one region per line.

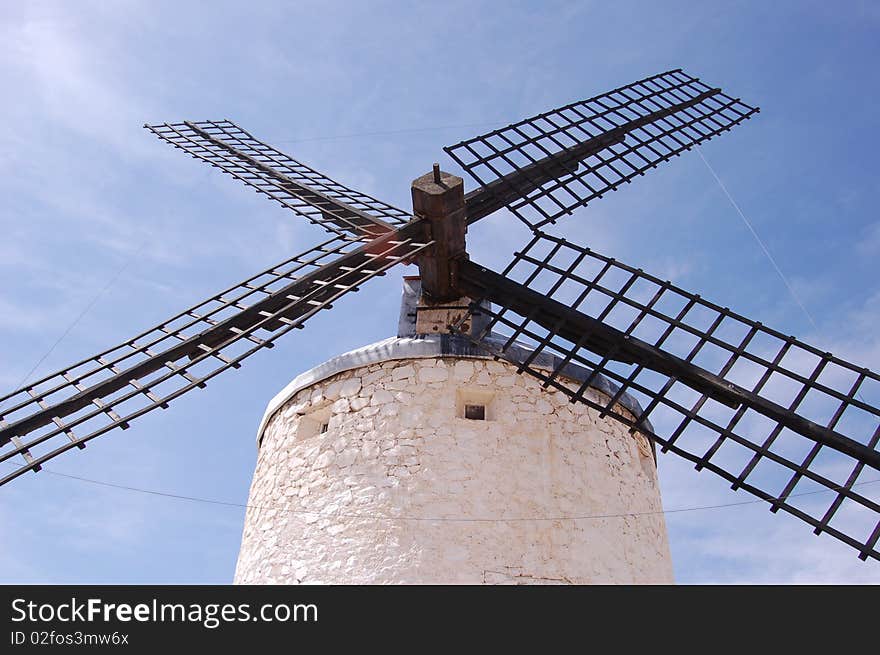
xmin=2 ymin=70 xmax=879 ymax=578
xmin=234 ymin=168 xmax=672 ymax=583
xmin=234 ymin=273 xmax=673 ymax=584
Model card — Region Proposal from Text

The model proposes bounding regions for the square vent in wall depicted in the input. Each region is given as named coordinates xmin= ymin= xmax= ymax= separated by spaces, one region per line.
xmin=456 ymin=388 xmax=495 ymax=421
xmin=297 ymin=406 xmax=333 ymax=440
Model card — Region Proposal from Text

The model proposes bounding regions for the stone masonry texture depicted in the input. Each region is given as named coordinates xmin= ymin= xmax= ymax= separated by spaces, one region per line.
xmin=234 ymin=356 xmax=674 ymax=584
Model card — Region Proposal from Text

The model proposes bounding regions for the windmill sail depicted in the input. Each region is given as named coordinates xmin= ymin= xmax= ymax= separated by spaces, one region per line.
xmin=0 ymin=226 xmax=431 ymax=486
xmin=453 ymin=233 xmax=880 ymax=560
xmin=447 ymin=69 xmax=758 ymax=229
xmin=146 ymin=120 xmax=409 ymax=237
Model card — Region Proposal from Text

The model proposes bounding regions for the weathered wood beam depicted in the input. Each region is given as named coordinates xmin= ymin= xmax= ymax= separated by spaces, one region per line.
xmin=411 ymin=167 xmax=467 ymax=302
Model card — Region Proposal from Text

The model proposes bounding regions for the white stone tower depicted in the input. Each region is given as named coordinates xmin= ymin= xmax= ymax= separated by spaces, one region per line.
xmin=234 ymin=277 xmax=674 ymax=584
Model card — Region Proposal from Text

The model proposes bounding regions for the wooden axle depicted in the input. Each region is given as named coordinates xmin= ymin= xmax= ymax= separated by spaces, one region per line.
xmin=411 ymin=166 xmax=467 ymax=302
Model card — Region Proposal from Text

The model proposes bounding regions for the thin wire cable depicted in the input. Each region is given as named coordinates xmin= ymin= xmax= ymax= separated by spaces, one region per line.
xmin=697 ymin=148 xmax=819 ymax=333
xmin=273 ymin=121 xmax=506 ymax=144
xmin=20 ymin=464 xmax=880 ymax=524
xmin=0 ymin=244 xmax=146 ymax=407
xmin=698 ymin=147 xmax=871 ymax=406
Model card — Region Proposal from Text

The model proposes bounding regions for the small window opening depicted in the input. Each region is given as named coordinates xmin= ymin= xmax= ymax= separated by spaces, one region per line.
xmin=297 ymin=406 xmax=332 ymax=440
xmin=457 ymin=388 xmax=495 ymax=421
xmin=464 ymin=404 xmax=486 ymax=421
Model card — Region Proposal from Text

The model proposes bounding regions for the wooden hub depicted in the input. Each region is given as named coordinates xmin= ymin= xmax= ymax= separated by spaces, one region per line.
xmin=411 ymin=167 xmax=468 ymax=302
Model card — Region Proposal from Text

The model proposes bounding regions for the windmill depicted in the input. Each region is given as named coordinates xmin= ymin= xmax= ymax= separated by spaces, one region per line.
xmin=1 ymin=69 xmax=878 ymax=577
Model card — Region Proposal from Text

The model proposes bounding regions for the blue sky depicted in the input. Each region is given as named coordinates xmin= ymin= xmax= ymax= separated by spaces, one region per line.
xmin=0 ymin=0 xmax=878 ymax=583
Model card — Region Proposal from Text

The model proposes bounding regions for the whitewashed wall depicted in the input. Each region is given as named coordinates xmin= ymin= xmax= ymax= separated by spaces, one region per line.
xmin=235 ymin=356 xmax=673 ymax=584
